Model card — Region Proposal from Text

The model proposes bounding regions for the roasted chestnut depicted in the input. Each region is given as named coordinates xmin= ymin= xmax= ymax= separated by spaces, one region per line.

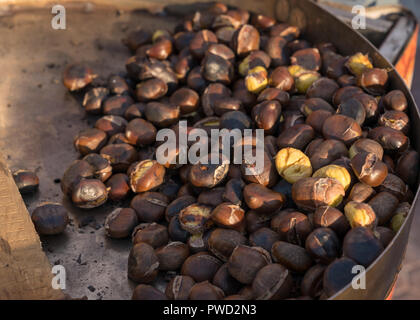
xmin=189 ymin=29 xmax=218 ymax=59
xmin=332 ymin=86 xmax=363 ymax=107
xmin=309 ymin=139 xmax=349 ymax=171
xmin=313 ymin=206 xmax=350 ymax=237
xmin=13 ymin=170 xmax=39 ymax=194
xmin=165 ymin=275 xmax=195 ymax=300
xmin=74 ymin=128 xmax=107 ymax=156
xmin=277 ymin=124 xmax=315 ymax=150
xmin=270 ymin=210 xmax=312 ymax=246
xmin=100 ymin=143 xmax=138 ymax=172
xmin=146 ymin=39 xmax=172 ymax=60
xmin=368 ymin=192 xmax=399 ymax=226
xmin=125 ymin=118 xmax=157 ymax=147
xmin=306 ymin=77 xmax=339 ymax=103
xmin=245 ymin=66 xmax=268 ymax=94
xmin=228 ymin=245 xmax=271 ymax=284
xmin=104 ymin=207 xmax=138 ymax=239
xmin=222 ymin=178 xmax=245 ymax=205
xmin=131 ymin=192 xmax=169 ymax=222
xmin=322 ymin=115 xmax=362 ymax=146
xmin=132 ymin=222 xmax=169 ymax=248
xmin=188 ymin=233 xmax=210 ymax=253
xmin=390 ymin=202 xmax=410 ymax=232
xmin=350 ymin=152 xmax=388 ymax=187
xmin=105 ymin=173 xmax=130 ymax=201
xmin=189 ymin=281 xmax=225 ymax=300
xmin=347 ymin=182 xmax=376 ymax=203
xmin=275 ymin=147 xmax=313 ymax=183
xmin=345 ymin=52 xmax=372 ymax=76
xmin=31 ymin=203 xmax=69 ymax=235
xmin=71 ymin=179 xmax=108 ymax=209
xmin=379 ymin=110 xmax=410 ymax=135
xmin=145 ymin=102 xmax=180 ymax=128
xmin=271 ymin=241 xmax=313 ymax=273
xmin=127 ymin=242 xmax=159 ymax=283
xmin=178 ymin=203 xmax=213 ymax=234
xmin=156 ymin=242 xmax=190 ymax=271
xmin=170 ymin=87 xmax=199 ymax=115
xmin=396 ymin=150 xmax=419 ymax=187
xmin=165 ymin=195 xmax=196 ymax=222
xmin=344 ymin=201 xmax=377 ymax=229
xmin=377 ymin=173 xmax=409 ymax=201
xmin=103 ymin=95 xmax=133 ymax=116
xmin=336 ymin=98 xmax=366 ymax=126
xmin=231 ymin=24 xmax=260 ymax=57
xmin=301 ymin=264 xmax=326 ymax=298
xmin=181 ymin=252 xmax=222 ymax=282
xmin=249 ymin=228 xmax=280 ymax=253
xmin=349 ymin=138 xmax=384 ymax=160
xmin=129 ymin=160 xmax=165 ymax=193
xmin=202 ymin=52 xmax=234 ymax=85
xmin=264 ymin=36 xmax=288 ymax=67
xmin=212 ymin=263 xmax=242 ymax=296
xmin=197 ymin=188 xmax=225 ymax=207
xmin=243 ymin=183 xmax=285 ymax=214
xmin=257 ymin=87 xmax=290 ymax=105
xmin=136 ymin=78 xmax=168 ymax=101
xmin=251 ymin=263 xmax=293 ymax=300
xmin=357 ymin=68 xmax=388 ymax=95
xmin=241 ymin=150 xmax=278 ymax=187
xmin=374 ymin=226 xmax=395 ymax=248
xmin=108 ymin=75 xmax=130 ymax=95
xmin=83 ymin=153 xmax=113 ymax=182
xmin=300 ymin=98 xmax=334 ymax=116
xmin=95 ymin=115 xmax=128 ymax=137
xmin=61 ymin=160 xmax=94 ymax=196
xmin=383 ymin=90 xmax=408 ymax=112
xmin=269 ymin=66 xmax=294 ymax=91
xmin=208 ymin=228 xmax=247 ymax=261
xmin=132 ymin=285 xmax=167 ymax=300
xmin=252 ymin=100 xmax=281 ymax=133
xmin=82 ymin=87 xmax=108 ymax=114
xmin=312 ymin=164 xmax=352 ymax=191
xmin=291 ymin=48 xmax=321 ymax=71
xmin=63 ymin=64 xmax=95 ymax=91
xmin=305 ymin=228 xmax=340 ymax=264
xmin=211 ymin=203 xmax=245 ymax=229
xmin=188 ymin=154 xmax=229 ymax=188
xmin=343 ymin=227 xmax=384 ymax=267
xmin=292 ymin=177 xmax=345 ymax=211
xmin=323 ymin=257 xmax=358 ymax=297
xmin=245 ymin=211 xmax=271 ymax=234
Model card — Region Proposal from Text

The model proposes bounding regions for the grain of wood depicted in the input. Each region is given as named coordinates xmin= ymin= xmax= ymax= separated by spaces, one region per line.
xmin=0 ymin=155 xmax=64 ymax=300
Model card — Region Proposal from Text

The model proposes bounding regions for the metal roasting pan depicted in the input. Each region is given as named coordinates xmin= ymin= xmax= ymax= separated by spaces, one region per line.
xmin=0 ymin=0 xmax=418 ymax=300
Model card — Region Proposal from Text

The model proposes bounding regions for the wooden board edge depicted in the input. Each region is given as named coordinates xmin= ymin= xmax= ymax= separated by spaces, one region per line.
xmin=0 ymin=154 xmax=64 ymax=300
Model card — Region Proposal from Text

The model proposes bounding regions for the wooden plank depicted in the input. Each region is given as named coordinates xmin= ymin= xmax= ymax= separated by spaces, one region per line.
xmin=0 ymin=154 xmax=64 ymax=300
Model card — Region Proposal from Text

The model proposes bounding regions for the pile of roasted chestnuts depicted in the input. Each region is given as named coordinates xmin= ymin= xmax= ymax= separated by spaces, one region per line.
xmin=53 ymin=2 xmax=420 ymax=299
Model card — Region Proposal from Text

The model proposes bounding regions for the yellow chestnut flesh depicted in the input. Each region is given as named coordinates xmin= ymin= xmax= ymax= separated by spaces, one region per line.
xmin=313 ymin=165 xmax=351 ymax=191
xmin=275 ymin=148 xmax=313 ymax=184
